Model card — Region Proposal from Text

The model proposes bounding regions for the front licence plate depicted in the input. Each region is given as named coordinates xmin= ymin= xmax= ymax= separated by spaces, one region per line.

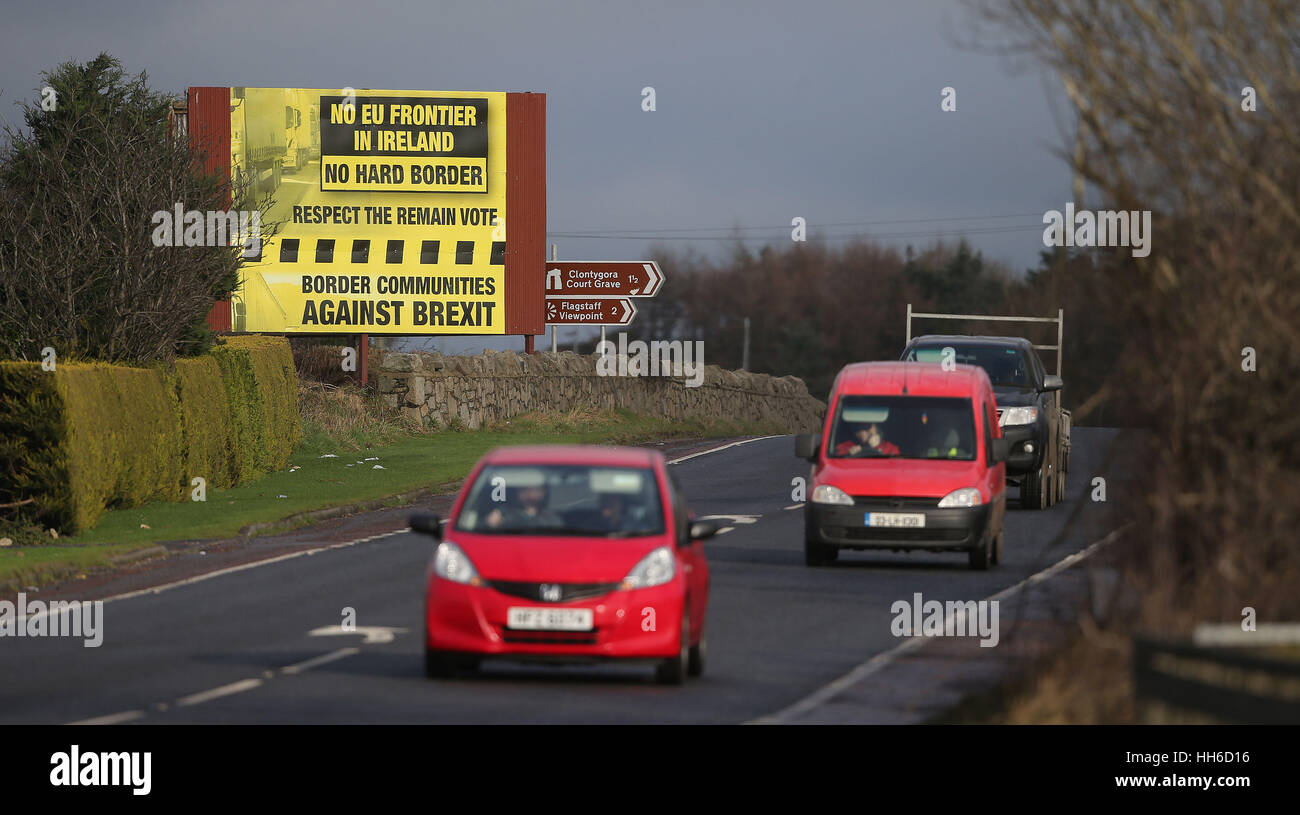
xmin=865 ymin=512 xmax=926 ymax=528
xmin=507 ymin=607 xmax=594 ymax=631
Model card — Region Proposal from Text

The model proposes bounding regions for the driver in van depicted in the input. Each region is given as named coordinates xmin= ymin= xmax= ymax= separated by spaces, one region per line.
xmin=834 ymin=423 xmax=901 ymax=457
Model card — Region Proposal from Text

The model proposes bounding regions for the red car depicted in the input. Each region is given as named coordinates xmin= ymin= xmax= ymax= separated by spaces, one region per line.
xmin=795 ymin=361 xmax=1010 ymax=570
xmin=410 ymin=445 xmax=717 ymax=684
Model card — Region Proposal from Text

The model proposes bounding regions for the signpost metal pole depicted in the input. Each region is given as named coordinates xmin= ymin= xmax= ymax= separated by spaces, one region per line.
xmin=742 ymin=317 xmax=750 ymax=370
xmin=550 ymin=244 xmax=558 ymax=353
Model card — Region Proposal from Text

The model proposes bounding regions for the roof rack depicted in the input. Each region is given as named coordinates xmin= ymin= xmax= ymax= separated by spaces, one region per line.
xmin=906 ymin=304 xmax=1064 ymax=375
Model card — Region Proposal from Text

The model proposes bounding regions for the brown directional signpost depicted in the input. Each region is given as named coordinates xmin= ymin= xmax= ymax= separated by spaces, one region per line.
xmin=545 ymin=296 xmax=637 ymax=325
xmin=544 ymin=261 xmax=664 ymax=298
xmin=544 ymin=261 xmax=663 ymax=343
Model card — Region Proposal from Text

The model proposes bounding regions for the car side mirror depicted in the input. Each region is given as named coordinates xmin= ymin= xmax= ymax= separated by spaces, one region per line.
xmin=794 ymin=433 xmax=821 ymax=461
xmin=409 ymin=512 xmax=442 ymax=540
xmin=1043 ymin=375 xmax=1063 ymax=392
xmin=688 ymin=520 xmax=720 ymax=542
xmin=991 ymin=438 xmax=1011 ymax=464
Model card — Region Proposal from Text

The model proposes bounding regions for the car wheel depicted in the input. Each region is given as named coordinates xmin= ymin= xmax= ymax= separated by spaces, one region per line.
xmin=969 ymin=533 xmax=993 ymax=570
xmin=425 ymin=648 xmax=478 ymax=679
xmin=425 ymin=648 xmax=455 ymax=679
xmin=656 ymin=613 xmax=690 ymax=685
xmin=688 ymin=629 xmax=706 ymax=678
xmin=1020 ymin=462 xmax=1046 ymax=510
xmin=804 ymin=536 xmax=838 ymax=567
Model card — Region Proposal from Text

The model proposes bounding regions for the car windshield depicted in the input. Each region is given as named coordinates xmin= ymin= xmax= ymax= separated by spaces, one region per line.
xmin=905 ymin=344 xmax=1033 ymax=389
xmin=828 ymin=396 xmax=976 ymax=461
xmin=454 ymin=464 xmax=666 ymax=537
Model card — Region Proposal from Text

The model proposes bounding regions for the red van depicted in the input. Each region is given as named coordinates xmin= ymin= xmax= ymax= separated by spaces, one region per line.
xmin=795 ymin=361 xmax=1010 ymax=569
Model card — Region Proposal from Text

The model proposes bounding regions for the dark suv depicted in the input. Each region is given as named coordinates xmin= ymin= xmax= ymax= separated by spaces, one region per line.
xmin=901 ymin=336 xmax=1066 ymax=509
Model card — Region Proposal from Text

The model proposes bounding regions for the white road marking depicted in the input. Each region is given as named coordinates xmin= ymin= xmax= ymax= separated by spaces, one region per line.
xmin=175 ymin=678 xmax=263 ymax=707
xmin=716 ymin=527 xmax=735 ymax=535
xmin=784 ymin=503 xmax=804 ymax=510
xmin=280 ymin=647 xmax=361 ymax=675
xmin=698 ymin=514 xmax=760 ymax=525
xmin=308 ymin=625 xmax=407 ymax=644
xmin=64 ymin=709 xmax=146 ymax=726
xmin=51 ymin=439 xmax=752 ymax=612
xmin=668 ymin=435 xmax=781 ymax=465
xmin=748 ymin=525 xmax=1129 ymax=725
xmin=63 ymin=528 xmax=408 ymax=612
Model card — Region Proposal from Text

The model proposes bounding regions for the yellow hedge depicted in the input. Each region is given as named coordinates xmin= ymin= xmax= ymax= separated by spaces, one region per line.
xmin=174 ymin=356 xmax=236 ymax=490
xmin=0 ymin=336 xmax=299 ymax=534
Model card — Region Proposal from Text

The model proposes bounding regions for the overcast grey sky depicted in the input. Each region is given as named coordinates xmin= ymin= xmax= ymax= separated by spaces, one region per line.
xmin=1 ymin=0 xmax=1074 ymax=351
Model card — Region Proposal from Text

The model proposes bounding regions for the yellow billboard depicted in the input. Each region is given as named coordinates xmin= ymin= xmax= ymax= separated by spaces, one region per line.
xmin=229 ymin=88 xmax=506 ymax=334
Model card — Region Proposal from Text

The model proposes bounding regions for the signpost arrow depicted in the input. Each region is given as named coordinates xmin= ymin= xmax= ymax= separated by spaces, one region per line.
xmin=544 ymin=261 xmax=664 ymax=297
xmin=544 ymin=296 xmax=637 ymax=326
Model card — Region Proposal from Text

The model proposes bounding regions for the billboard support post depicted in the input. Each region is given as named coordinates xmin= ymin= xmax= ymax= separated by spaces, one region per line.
xmin=359 ymin=333 xmax=368 ymax=388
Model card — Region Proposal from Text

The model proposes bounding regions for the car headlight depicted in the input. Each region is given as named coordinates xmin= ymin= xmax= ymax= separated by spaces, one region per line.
xmin=937 ymin=487 xmax=982 ymax=508
xmin=621 ymin=546 xmax=676 ymax=589
xmin=999 ymin=406 xmax=1038 ymax=426
xmin=433 ymin=541 xmax=482 ymax=585
xmin=811 ymin=484 xmax=854 ymax=505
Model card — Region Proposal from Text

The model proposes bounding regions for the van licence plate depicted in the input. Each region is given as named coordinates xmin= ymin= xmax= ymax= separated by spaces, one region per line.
xmin=865 ymin=512 xmax=925 ymax=528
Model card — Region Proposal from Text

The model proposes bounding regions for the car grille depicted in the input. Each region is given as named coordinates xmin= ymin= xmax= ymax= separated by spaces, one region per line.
xmin=488 ymin=581 xmax=619 ymax=603
xmin=823 ymin=526 xmax=967 ymax=542
xmin=851 ymin=496 xmax=938 ymax=508
xmin=500 ymin=629 xmax=601 ymax=645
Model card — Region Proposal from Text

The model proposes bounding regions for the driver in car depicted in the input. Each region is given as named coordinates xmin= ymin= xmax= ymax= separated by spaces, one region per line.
xmin=834 ymin=423 xmax=901 ymax=457
xmin=486 ymin=484 xmax=563 ymax=529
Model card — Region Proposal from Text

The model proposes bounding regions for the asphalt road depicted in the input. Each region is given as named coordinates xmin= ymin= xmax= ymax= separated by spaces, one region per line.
xmin=0 ymin=428 xmax=1127 ymax=724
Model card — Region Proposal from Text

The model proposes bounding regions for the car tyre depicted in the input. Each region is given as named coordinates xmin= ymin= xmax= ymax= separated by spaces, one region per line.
xmin=804 ymin=535 xmax=838 ymax=567
xmin=969 ymin=533 xmax=993 ymax=570
xmin=425 ymin=648 xmax=478 ymax=679
xmin=1020 ymin=462 xmax=1047 ymax=510
xmin=656 ymin=614 xmax=690 ymax=685
xmin=688 ymin=629 xmax=706 ymax=678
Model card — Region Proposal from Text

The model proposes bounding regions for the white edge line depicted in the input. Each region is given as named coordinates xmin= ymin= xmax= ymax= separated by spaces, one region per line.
xmin=668 ymin=435 xmax=781 ymax=465
xmin=65 ymin=709 xmax=146 ymax=726
xmin=41 ymin=528 xmax=411 ymax=617
xmin=41 ymin=437 xmax=772 ymax=614
xmin=175 ymin=677 xmax=264 ymax=707
xmin=747 ymin=525 xmax=1129 ymax=725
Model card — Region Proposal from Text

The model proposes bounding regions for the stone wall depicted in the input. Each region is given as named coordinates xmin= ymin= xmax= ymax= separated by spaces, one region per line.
xmin=377 ymin=350 xmax=824 ymax=434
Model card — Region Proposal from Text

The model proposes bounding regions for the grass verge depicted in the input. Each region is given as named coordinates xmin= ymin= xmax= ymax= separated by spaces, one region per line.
xmin=1 ymin=402 xmax=781 ymax=591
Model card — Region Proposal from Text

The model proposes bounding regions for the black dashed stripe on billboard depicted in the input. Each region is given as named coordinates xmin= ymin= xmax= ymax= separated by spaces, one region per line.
xmin=420 ymin=240 xmax=439 ymax=263
xmin=268 ymin=239 xmax=505 ymax=265
xmin=456 ymin=241 xmax=474 ymax=264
